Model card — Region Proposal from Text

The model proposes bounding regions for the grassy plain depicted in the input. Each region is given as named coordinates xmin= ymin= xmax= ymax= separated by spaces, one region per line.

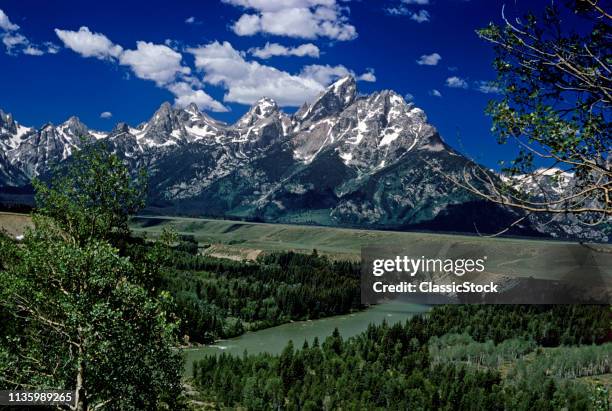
xmin=130 ymin=215 xmax=612 ymax=286
xmin=3 ymin=212 xmax=611 ymax=284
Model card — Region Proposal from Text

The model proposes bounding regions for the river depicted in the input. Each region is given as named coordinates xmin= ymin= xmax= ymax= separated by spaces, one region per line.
xmin=183 ymin=300 xmax=429 ymax=376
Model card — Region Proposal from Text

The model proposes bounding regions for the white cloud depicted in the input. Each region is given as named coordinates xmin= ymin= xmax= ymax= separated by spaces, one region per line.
xmin=410 ymin=10 xmax=430 ymax=23
xmin=56 ymin=28 xmax=192 ymax=86
xmin=357 ymin=68 xmax=376 ymax=82
xmin=23 ymin=45 xmax=44 ymax=56
xmin=119 ymin=41 xmax=191 ymax=86
xmin=300 ymin=63 xmax=375 ymax=85
xmin=445 ymin=76 xmax=468 ymax=89
xmin=55 ymin=27 xmax=225 ymax=112
xmin=188 ymin=40 xmax=325 ymax=106
xmin=416 ymin=52 xmax=441 ymax=66
xmin=185 ymin=16 xmax=196 ymax=24
xmin=0 ymin=9 xmax=59 ymax=56
xmin=386 ymin=5 xmax=430 ymax=22
xmin=385 ymin=6 xmax=409 ymax=16
xmin=55 ymin=26 xmax=123 ymax=60
xmin=249 ymin=42 xmax=320 ymax=59
xmin=2 ymin=32 xmax=27 ymax=51
xmin=167 ymin=82 xmax=229 ymax=112
xmin=44 ymin=42 xmax=60 ymax=54
xmin=233 ymin=14 xmax=262 ymax=35
xmin=299 ymin=64 xmax=350 ymax=85
xmin=429 ymin=89 xmax=442 ymax=97
xmin=0 ymin=9 xmax=19 ymax=31
xmin=55 ymin=27 xmax=369 ymax=111
xmin=100 ymin=111 xmax=113 ymax=119
xmin=474 ymin=80 xmax=501 ymax=94
xmin=404 ymin=92 xmax=414 ymax=101
xmin=224 ymin=0 xmax=357 ymax=41
xmin=188 ymin=41 xmax=374 ymax=107
xmin=402 ymin=0 xmax=429 ymax=4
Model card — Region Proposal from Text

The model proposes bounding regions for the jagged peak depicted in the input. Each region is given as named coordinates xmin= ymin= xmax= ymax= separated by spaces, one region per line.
xmin=322 ymin=76 xmax=357 ymax=106
xmin=330 ymin=75 xmax=356 ymax=94
xmin=252 ymin=97 xmax=278 ymax=116
xmin=147 ymin=102 xmax=175 ymax=124
xmin=185 ymin=102 xmax=201 ymax=116
xmin=0 ymin=109 xmax=17 ymax=134
xmin=63 ymin=115 xmax=86 ymax=127
xmin=298 ymin=76 xmax=357 ymax=123
xmin=250 ymin=97 xmax=278 ymax=114
xmin=234 ymin=97 xmax=280 ymax=128
xmin=180 ymin=102 xmax=228 ymax=125
xmin=65 ymin=115 xmax=81 ymax=123
xmin=61 ymin=115 xmax=89 ymax=137
xmin=157 ymin=101 xmax=173 ymax=112
xmin=146 ymin=101 xmax=184 ymax=136
xmin=111 ymin=122 xmax=130 ymax=134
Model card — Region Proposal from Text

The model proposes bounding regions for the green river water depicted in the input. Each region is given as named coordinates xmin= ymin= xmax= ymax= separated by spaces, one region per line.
xmin=183 ymin=301 xmax=429 ymax=376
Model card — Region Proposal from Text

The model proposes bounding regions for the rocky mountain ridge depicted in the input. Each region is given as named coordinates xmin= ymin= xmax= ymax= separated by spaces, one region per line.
xmin=0 ymin=77 xmax=605 ymax=240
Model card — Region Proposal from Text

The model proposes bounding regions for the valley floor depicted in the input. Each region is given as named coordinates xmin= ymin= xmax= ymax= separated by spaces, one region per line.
xmin=131 ymin=214 xmax=612 ymax=285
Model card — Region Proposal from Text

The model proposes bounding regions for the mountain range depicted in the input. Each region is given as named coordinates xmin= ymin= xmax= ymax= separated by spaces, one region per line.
xmin=0 ymin=77 xmax=606 ymax=241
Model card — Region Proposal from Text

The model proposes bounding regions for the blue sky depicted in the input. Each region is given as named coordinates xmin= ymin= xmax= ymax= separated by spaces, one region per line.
xmin=0 ymin=0 xmax=556 ymax=168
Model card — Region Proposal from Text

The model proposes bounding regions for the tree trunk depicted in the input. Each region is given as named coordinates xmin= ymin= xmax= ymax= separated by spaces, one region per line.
xmin=74 ymin=347 xmax=87 ymax=411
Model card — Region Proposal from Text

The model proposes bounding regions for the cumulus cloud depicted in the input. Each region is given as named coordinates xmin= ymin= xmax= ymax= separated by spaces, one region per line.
xmin=187 ymin=41 xmax=374 ymax=107
xmin=233 ymin=14 xmax=261 ymax=36
xmin=402 ymin=0 xmax=429 ymax=4
xmin=55 ymin=26 xmax=225 ymax=112
xmin=300 ymin=63 xmax=375 ymax=85
xmin=2 ymin=32 xmax=27 ymax=52
xmin=249 ymin=42 xmax=320 ymax=59
xmin=23 ymin=45 xmax=44 ymax=56
xmin=167 ymin=82 xmax=228 ymax=111
xmin=299 ymin=63 xmax=351 ymax=85
xmin=0 ymin=9 xmax=19 ymax=31
xmin=55 ymin=27 xmax=370 ymax=111
xmin=445 ymin=76 xmax=468 ymax=89
xmin=185 ymin=16 xmax=196 ymax=24
xmin=404 ymin=92 xmax=414 ymax=102
xmin=56 ymin=28 xmax=191 ymax=86
xmin=429 ymin=89 xmax=442 ymax=97
xmin=357 ymin=68 xmax=376 ymax=82
xmin=416 ymin=52 xmax=441 ymax=66
xmin=474 ymin=80 xmax=501 ymax=94
xmin=100 ymin=111 xmax=113 ymax=119
xmin=410 ymin=10 xmax=430 ymax=23
xmin=119 ymin=41 xmax=191 ymax=86
xmin=1 ymin=8 xmax=58 ymax=56
xmin=188 ymin=40 xmax=325 ymax=106
xmin=223 ymin=0 xmax=357 ymax=41
xmin=55 ymin=26 xmax=123 ymax=60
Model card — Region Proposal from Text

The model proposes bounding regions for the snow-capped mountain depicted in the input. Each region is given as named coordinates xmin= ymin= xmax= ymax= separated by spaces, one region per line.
xmin=503 ymin=168 xmax=574 ymax=197
xmin=502 ymin=168 xmax=608 ymax=240
xmin=1 ymin=111 xmax=106 ymax=182
xmin=0 ymin=77 xmax=604 ymax=239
